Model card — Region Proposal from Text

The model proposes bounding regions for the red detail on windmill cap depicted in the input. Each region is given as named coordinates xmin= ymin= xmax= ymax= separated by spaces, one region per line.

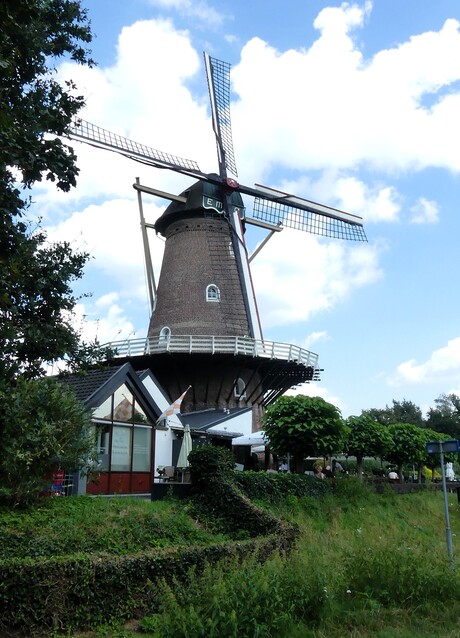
xmin=226 ymin=177 xmax=239 ymax=189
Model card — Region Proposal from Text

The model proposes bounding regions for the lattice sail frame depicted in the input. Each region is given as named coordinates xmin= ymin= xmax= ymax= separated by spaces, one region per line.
xmin=204 ymin=54 xmax=238 ymax=178
xmin=252 ymin=197 xmax=367 ymax=241
xmin=71 ymin=118 xmax=200 ymax=173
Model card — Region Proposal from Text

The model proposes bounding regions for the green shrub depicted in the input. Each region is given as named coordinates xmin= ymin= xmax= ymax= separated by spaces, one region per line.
xmin=188 ymin=445 xmax=235 ymax=488
xmin=233 ymin=470 xmax=331 ymax=502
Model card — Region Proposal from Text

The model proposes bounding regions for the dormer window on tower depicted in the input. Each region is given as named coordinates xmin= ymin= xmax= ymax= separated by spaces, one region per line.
xmin=206 ymin=284 xmax=220 ymax=302
xmin=234 ymin=377 xmax=246 ymax=399
xmin=159 ymin=326 xmax=171 ymax=346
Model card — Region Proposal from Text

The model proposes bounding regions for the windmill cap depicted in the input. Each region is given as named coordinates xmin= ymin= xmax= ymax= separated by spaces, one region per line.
xmin=154 ymin=176 xmax=245 ymax=236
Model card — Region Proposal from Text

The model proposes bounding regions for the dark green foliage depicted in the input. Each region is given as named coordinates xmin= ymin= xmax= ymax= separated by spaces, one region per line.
xmin=0 ymin=219 xmax=89 ymax=383
xmin=0 ymin=377 xmax=95 ymax=507
xmin=0 ymin=0 xmax=98 ymax=385
xmin=345 ymin=414 xmax=393 ymax=478
xmin=188 ymin=444 xmax=235 ymax=488
xmin=188 ymin=447 xmax=292 ymax=538
xmin=0 ymin=0 xmax=94 ymax=214
xmin=426 ymin=393 xmax=460 ymax=440
xmin=140 ymin=550 xmax=327 ymax=637
xmin=0 ymin=493 xmax=297 ymax=634
xmin=385 ymin=423 xmax=427 ymax=477
xmin=233 ymin=470 xmax=331 ymax=502
xmin=362 ymin=398 xmax=425 ymax=427
xmin=264 ymin=395 xmax=345 ymax=472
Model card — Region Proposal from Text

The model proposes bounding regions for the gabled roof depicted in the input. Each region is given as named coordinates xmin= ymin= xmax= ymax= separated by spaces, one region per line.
xmin=58 ymin=365 xmax=124 ymax=404
xmin=57 ymin=363 xmax=164 ymax=424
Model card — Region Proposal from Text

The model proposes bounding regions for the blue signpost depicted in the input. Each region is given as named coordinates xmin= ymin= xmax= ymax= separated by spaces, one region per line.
xmin=426 ymin=439 xmax=459 ymax=569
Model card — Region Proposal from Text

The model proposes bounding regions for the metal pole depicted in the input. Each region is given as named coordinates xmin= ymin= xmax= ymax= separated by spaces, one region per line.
xmin=135 ymin=177 xmax=157 ymax=314
xmin=440 ymin=443 xmax=455 ymax=569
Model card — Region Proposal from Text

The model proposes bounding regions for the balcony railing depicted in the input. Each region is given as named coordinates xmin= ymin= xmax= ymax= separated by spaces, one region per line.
xmin=101 ymin=334 xmax=319 ymax=369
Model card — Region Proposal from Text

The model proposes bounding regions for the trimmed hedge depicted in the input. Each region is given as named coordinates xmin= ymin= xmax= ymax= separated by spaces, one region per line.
xmin=0 ymin=533 xmax=296 ymax=634
xmin=0 ymin=449 xmax=301 ymax=635
xmin=233 ymin=470 xmax=331 ymax=502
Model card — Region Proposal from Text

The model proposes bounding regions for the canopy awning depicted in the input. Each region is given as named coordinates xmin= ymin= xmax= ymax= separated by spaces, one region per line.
xmin=231 ymin=430 xmax=268 ymax=446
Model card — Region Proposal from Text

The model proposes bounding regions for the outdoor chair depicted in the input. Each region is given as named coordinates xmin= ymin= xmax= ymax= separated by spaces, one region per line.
xmin=163 ymin=466 xmax=176 ymax=481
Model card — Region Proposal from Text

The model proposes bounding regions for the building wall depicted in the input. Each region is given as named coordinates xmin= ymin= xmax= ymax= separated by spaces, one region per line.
xmin=148 ymin=217 xmax=250 ymax=338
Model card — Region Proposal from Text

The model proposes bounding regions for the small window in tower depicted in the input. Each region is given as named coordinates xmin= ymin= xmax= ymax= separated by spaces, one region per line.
xmin=228 ymin=241 xmax=234 ymax=257
xmin=159 ymin=326 xmax=171 ymax=346
xmin=206 ymin=284 xmax=220 ymax=302
xmin=234 ymin=377 xmax=246 ymax=399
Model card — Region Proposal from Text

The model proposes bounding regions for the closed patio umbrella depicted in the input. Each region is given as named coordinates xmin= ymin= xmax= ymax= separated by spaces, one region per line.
xmin=177 ymin=424 xmax=193 ymax=480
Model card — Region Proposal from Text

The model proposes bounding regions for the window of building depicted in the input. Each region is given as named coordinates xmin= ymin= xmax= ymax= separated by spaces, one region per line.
xmin=206 ymin=284 xmax=220 ymax=302
xmin=234 ymin=377 xmax=246 ymax=399
xmin=159 ymin=326 xmax=171 ymax=346
xmin=92 ymin=383 xmax=153 ymax=474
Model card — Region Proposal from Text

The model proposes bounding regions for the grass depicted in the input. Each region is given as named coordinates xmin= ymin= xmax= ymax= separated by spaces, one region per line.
xmin=0 ymin=495 xmax=228 ymax=558
xmin=3 ymin=481 xmax=460 ymax=637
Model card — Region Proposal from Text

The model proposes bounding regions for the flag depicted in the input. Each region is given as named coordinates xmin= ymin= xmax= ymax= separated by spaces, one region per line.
xmin=156 ymin=386 xmax=191 ymax=423
xmin=113 ymin=396 xmax=133 ymax=421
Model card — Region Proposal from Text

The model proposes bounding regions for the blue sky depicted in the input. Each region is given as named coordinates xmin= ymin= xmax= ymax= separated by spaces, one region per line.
xmin=37 ymin=0 xmax=460 ymax=418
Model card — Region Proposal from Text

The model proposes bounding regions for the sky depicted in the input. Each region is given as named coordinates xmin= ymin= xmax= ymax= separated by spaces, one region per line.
xmin=35 ymin=0 xmax=460 ymax=418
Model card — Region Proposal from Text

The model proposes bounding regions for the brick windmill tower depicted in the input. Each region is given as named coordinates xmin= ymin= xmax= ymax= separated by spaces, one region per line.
xmin=71 ymin=54 xmax=366 ymax=428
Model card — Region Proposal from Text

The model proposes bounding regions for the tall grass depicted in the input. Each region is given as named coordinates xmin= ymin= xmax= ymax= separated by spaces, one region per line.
xmin=134 ymin=482 xmax=460 ymax=638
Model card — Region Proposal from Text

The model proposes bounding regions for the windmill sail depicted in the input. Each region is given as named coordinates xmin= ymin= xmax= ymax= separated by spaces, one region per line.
xmin=252 ymin=186 xmax=367 ymax=241
xmin=70 ymin=118 xmax=202 ymax=175
xmin=204 ymin=52 xmax=238 ymax=178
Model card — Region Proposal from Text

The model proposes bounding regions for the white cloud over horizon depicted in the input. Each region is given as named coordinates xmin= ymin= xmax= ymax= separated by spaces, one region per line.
xmin=388 ymin=337 xmax=460 ymax=387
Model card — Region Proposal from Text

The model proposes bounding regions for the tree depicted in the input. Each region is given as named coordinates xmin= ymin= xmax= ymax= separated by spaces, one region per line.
xmin=0 ymin=1 xmax=95 ymax=383
xmin=390 ymin=399 xmax=425 ymax=426
xmin=362 ymin=399 xmax=424 ymax=427
xmin=0 ymin=0 xmax=93 ymax=215
xmin=426 ymin=393 xmax=460 ymax=440
xmin=345 ymin=415 xmax=393 ymax=479
xmin=0 ymin=221 xmax=89 ymax=384
xmin=263 ymin=395 xmax=345 ymax=473
xmin=0 ymin=2 xmax=99 ymax=507
xmin=0 ymin=377 xmax=95 ymax=507
xmin=385 ymin=423 xmax=427 ymax=481
xmin=419 ymin=428 xmax=451 ymax=482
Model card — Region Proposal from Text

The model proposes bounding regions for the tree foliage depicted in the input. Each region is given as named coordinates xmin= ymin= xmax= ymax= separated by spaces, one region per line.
xmin=0 ymin=220 xmax=89 ymax=383
xmin=0 ymin=0 xmax=93 ymax=214
xmin=0 ymin=2 xmax=99 ymax=507
xmin=263 ymin=395 xmax=345 ymax=472
xmin=0 ymin=377 xmax=95 ymax=507
xmin=385 ymin=423 xmax=427 ymax=479
xmin=345 ymin=415 xmax=393 ymax=478
xmin=362 ymin=399 xmax=424 ymax=427
xmin=0 ymin=1 xmax=96 ymax=383
xmin=426 ymin=393 xmax=460 ymax=440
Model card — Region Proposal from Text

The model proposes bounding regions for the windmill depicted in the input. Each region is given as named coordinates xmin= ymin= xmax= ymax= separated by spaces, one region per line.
xmin=69 ymin=53 xmax=366 ymax=426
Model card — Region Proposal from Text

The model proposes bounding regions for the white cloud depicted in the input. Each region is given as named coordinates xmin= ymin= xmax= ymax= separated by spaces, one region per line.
xmin=334 ymin=177 xmax=401 ymax=223
xmin=147 ymin=0 xmax=226 ymax=27
xmin=251 ymin=228 xmax=383 ymax=329
xmin=301 ymin=331 xmax=330 ymax=349
xmin=230 ymin=11 xmax=460 ymax=180
xmin=410 ymin=197 xmax=439 ymax=224
xmin=72 ymin=300 xmax=136 ymax=344
xmin=388 ymin=336 xmax=460 ymax=386
xmin=285 ymin=382 xmax=345 ymax=414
